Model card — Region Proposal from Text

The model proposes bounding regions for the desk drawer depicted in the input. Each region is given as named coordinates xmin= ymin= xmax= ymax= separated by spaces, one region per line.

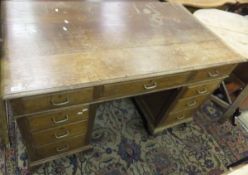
xmin=182 ymin=80 xmax=221 ymax=98
xmin=192 ymin=64 xmax=236 ymax=82
xmin=9 ymin=87 xmax=93 ymax=116
xmin=103 ymin=72 xmax=191 ymax=99
xmin=27 ymin=106 xmax=89 ymax=132
xmin=171 ymin=95 xmax=208 ymax=113
xmin=32 ymin=120 xmax=88 ymax=146
xmin=163 ymin=109 xmax=195 ymax=126
xmin=35 ymin=135 xmax=86 ymax=159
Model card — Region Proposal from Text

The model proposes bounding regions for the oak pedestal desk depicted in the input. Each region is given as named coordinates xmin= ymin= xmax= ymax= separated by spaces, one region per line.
xmin=0 ymin=1 xmax=245 ymax=168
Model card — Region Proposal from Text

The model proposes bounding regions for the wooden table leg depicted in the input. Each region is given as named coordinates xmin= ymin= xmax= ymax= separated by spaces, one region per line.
xmin=0 ymin=100 xmax=9 ymax=147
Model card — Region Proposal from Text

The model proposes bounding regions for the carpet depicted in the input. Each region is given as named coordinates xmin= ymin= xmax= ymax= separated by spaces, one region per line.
xmin=1 ymin=99 xmax=248 ymax=175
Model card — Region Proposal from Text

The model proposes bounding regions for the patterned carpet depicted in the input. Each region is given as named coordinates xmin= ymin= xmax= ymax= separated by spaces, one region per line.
xmin=0 ymin=99 xmax=248 ymax=175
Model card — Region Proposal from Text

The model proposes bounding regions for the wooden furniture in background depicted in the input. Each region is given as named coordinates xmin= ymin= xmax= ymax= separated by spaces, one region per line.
xmin=194 ymin=9 xmax=248 ymax=122
xmin=167 ymin=0 xmax=236 ymax=8
xmin=167 ymin=0 xmax=248 ymax=8
xmin=222 ymin=164 xmax=248 ymax=175
xmin=0 ymin=1 xmax=245 ymax=168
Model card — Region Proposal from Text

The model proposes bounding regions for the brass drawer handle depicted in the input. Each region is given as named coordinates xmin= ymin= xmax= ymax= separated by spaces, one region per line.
xmin=197 ymin=87 xmax=208 ymax=95
xmin=77 ymin=108 xmax=88 ymax=115
xmin=144 ymin=81 xmax=157 ymax=90
xmin=208 ymin=70 xmax=220 ymax=77
xmin=51 ymin=96 xmax=69 ymax=106
xmin=56 ymin=144 xmax=69 ymax=152
xmin=55 ymin=129 xmax=70 ymax=139
xmin=187 ymin=100 xmax=197 ymax=107
xmin=177 ymin=114 xmax=185 ymax=120
xmin=52 ymin=115 xmax=69 ymax=124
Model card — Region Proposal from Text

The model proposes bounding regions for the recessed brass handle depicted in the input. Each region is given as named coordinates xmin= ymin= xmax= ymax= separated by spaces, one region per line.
xmin=56 ymin=144 xmax=69 ymax=152
xmin=177 ymin=114 xmax=185 ymax=120
xmin=52 ymin=115 xmax=69 ymax=124
xmin=51 ymin=96 xmax=69 ymax=106
xmin=208 ymin=70 xmax=220 ymax=77
xmin=187 ymin=100 xmax=197 ymax=107
xmin=144 ymin=81 xmax=157 ymax=90
xmin=55 ymin=129 xmax=70 ymax=139
xmin=197 ymin=87 xmax=208 ymax=95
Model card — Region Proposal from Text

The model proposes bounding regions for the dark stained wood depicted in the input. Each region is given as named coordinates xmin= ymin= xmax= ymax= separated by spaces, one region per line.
xmin=134 ymin=89 xmax=179 ymax=125
xmin=0 ymin=0 xmax=9 ymax=146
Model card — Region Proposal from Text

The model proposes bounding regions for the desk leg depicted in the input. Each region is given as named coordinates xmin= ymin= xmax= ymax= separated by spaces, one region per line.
xmin=0 ymin=100 xmax=9 ymax=147
xmin=85 ymin=104 xmax=98 ymax=144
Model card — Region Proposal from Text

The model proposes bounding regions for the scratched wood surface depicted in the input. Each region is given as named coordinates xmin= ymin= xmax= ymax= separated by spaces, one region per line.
xmin=0 ymin=1 xmax=245 ymax=99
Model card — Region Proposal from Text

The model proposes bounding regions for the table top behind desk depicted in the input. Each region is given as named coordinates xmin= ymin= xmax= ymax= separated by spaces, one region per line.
xmin=1 ymin=1 xmax=245 ymax=99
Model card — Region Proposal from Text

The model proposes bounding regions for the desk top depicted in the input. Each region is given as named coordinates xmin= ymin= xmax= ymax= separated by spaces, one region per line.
xmin=1 ymin=1 xmax=245 ymax=99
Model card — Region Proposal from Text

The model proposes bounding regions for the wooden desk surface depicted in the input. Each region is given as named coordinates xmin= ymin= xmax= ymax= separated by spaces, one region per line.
xmin=0 ymin=1 xmax=245 ymax=99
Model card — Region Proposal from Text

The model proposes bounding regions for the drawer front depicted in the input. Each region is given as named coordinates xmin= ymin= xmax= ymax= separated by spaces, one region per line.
xmin=163 ymin=109 xmax=195 ymax=126
xmin=35 ymin=135 xmax=86 ymax=159
xmin=32 ymin=120 xmax=88 ymax=146
xmin=9 ymin=87 xmax=93 ymax=116
xmin=103 ymin=72 xmax=191 ymax=99
xmin=171 ymin=95 xmax=208 ymax=113
xmin=182 ymin=80 xmax=221 ymax=98
xmin=192 ymin=64 xmax=236 ymax=82
xmin=28 ymin=106 xmax=89 ymax=132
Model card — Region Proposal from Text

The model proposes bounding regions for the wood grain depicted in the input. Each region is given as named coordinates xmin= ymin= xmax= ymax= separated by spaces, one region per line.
xmin=9 ymin=87 xmax=93 ymax=116
xmin=34 ymin=134 xmax=87 ymax=160
xmin=161 ymin=108 xmax=195 ymax=126
xmin=170 ymin=94 xmax=208 ymax=113
xmin=1 ymin=1 xmax=245 ymax=99
xmin=27 ymin=105 xmax=89 ymax=132
xmin=31 ymin=120 xmax=88 ymax=146
xmin=181 ymin=79 xmax=221 ymax=98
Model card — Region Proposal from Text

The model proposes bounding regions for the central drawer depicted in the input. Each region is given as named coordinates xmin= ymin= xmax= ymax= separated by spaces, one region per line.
xmin=103 ymin=72 xmax=192 ymax=99
xmin=31 ymin=120 xmax=88 ymax=146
